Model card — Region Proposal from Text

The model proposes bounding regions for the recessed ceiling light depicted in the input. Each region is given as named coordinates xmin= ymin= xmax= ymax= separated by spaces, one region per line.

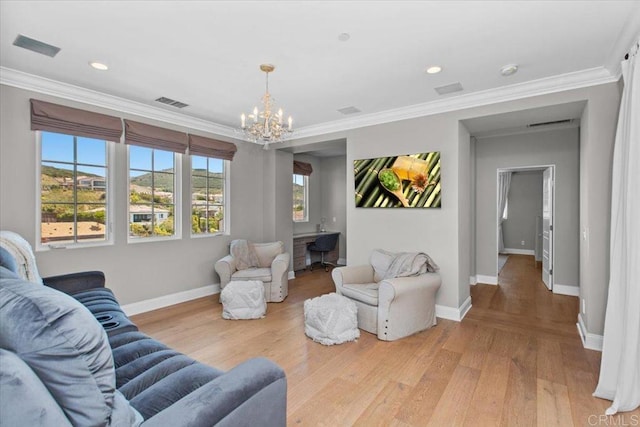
xmin=89 ymin=61 xmax=109 ymax=71
xmin=338 ymin=33 xmax=350 ymax=42
xmin=426 ymin=66 xmax=442 ymax=74
xmin=500 ymin=64 xmax=518 ymax=76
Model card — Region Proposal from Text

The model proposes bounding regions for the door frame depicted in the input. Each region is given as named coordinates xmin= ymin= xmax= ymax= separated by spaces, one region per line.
xmin=496 ymin=164 xmax=555 ymax=289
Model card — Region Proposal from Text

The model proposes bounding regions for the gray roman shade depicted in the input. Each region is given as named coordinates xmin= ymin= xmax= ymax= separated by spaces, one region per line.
xmin=124 ymin=119 xmax=188 ymax=153
xmin=30 ymin=99 xmax=122 ymax=141
xmin=293 ymin=160 xmax=313 ymax=176
xmin=188 ymin=134 xmax=237 ymax=161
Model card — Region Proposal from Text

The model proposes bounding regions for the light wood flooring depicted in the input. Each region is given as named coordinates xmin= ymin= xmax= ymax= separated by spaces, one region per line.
xmin=131 ymin=255 xmax=639 ymax=426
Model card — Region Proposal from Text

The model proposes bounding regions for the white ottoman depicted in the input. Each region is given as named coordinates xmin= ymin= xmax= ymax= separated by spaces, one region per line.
xmin=220 ymin=281 xmax=266 ymax=320
xmin=304 ymin=293 xmax=360 ymax=345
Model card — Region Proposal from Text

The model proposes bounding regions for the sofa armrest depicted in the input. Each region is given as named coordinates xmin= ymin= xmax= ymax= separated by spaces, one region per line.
xmin=43 ymin=271 xmax=105 ymax=295
xmin=142 ymin=357 xmax=286 ymax=427
xmin=215 ymin=255 xmax=237 ymax=289
xmin=331 ymin=265 xmax=375 ymax=293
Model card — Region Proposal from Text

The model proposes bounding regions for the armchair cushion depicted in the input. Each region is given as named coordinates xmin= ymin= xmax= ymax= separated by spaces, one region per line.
xmin=232 ymin=267 xmax=272 ymax=283
xmin=340 ymin=283 xmax=379 ymax=306
xmin=254 ymin=241 xmax=285 ymax=268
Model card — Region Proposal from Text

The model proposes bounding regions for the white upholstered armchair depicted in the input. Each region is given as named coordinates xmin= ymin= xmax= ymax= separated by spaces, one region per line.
xmin=331 ymin=250 xmax=441 ymax=341
xmin=215 ymin=240 xmax=290 ymax=302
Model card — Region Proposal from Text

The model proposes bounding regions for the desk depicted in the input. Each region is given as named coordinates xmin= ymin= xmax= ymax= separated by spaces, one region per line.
xmin=293 ymin=231 xmax=340 ymax=271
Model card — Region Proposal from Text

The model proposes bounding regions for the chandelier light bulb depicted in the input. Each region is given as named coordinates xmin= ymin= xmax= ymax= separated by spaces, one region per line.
xmin=241 ymin=113 xmax=246 ymax=128
xmin=288 ymin=116 xmax=293 ymax=130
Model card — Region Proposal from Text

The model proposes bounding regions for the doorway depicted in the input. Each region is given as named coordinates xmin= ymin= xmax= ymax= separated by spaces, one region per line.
xmin=496 ymin=165 xmax=555 ymax=290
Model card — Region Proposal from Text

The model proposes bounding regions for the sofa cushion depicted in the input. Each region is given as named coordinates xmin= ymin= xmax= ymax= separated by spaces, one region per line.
xmin=253 ymin=241 xmax=284 ymax=268
xmin=0 ymin=276 xmax=137 ymax=426
xmin=340 ymin=282 xmax=380 ymax=306
xmin=109 ymin=331 xmax=225 ymax=420
xmin=231 ymin=267 xmax=272 ymax=283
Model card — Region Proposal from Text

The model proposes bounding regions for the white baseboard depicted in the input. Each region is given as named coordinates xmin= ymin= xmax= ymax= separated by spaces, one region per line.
xmin=577 ymin=314 xmax=603 ymax=351
xmin=470 ymin=276 xmax=477 ymax=285
xmin=338 ymin=257 xmax=347 ymax=266
xmin=503 ymin=248 xmax=535 ymax=255
xmin=476 ymin=274 xmax=498 ymax=285
xmin=436 ymin=296 xmax=472 ymax=322
xmin=553 ymin=283 xmax=579 ymax=296
xmin=122 ymin=284 xmax=219 ymax=316
xmin=288 ymin=271 xmax=295 ymax=280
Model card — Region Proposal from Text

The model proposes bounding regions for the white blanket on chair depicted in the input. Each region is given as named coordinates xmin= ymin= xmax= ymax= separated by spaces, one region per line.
xmin=0 ymin=230 xmax=43 ymax=284
xmin=371 ymin=249 xmax=439 ymax=280
xmin=229 ymin=239 xmax=260 ymax=270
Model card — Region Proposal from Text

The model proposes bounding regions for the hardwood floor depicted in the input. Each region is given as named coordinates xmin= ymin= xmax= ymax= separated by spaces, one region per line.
xmin=131 ymin=255 xmax=639 ymax=426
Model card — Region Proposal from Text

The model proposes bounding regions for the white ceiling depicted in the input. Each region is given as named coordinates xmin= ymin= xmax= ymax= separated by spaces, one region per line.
xmin=1 ymin=1 xmax=639 ymax=141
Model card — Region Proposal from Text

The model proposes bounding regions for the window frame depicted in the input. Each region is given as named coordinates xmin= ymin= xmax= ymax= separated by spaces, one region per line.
xmin=36 ymin=131 xmax=115 ymax=251
xmin=127 ymin=145 xmax=182 ymax=244
xmin=293 ymin=173 xmax=309 ymax=223
xmin=190 ymin=155 xmax=230 ymax=238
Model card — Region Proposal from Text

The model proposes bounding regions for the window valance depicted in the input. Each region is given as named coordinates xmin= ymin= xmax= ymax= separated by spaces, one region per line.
xmin=124 ymin=120 xmax=188 ymax=153
xmin=293 ymin=160 xmax=313 ymax=176
xmin=188 ymin=134 xmax=237 ymax=161
xmin=30 ymin=99 xmax=123 ymax=141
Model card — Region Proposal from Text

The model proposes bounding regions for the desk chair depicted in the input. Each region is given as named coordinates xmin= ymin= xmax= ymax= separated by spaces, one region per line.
xmin=307 ymin=233 xmax=339 ymax=272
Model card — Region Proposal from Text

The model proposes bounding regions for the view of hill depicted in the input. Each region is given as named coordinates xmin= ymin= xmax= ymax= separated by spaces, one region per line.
xmin=130 ymin=169 xmax=223 ymax=191
xmin=42 ymin=165 xmax=102 ymax=179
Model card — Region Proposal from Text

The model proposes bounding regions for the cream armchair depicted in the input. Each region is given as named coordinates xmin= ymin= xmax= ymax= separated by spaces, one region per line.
xmin=332 ymin=260 xmax=441 ymax=341
xmin=215 ymin=241 xmax=290 ymax=302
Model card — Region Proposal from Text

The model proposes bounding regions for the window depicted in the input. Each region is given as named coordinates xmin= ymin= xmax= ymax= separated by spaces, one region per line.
xmin=191 ymin=155 xmax=228 ymax=236
xmin=39 ymin=131 xmax=112 ymax=247
xmin=293 ymin=173 xmax=308 ymax=222
xmin=128 ymin=145 xmax=180 ymax=240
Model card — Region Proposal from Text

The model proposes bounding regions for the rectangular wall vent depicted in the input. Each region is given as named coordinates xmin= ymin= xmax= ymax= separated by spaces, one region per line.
xmin=434 ymin=82 xmax=464 ymax=95
xmin=337 ymin=106 xmax=361 ymax=115
xmin=527 ymin=119 xmax=572 ymax=128
xmin=13 ymin=34 xmax=61 ymax=57
xmin=155 ymin=97 xmax=189 ymax=108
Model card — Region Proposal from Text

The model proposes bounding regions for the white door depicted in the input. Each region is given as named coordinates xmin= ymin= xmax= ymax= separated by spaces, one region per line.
xmin=542 ymin=167 xmax=553 ymax=290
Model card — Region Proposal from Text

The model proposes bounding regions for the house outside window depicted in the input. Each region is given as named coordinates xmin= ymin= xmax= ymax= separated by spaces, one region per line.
xmin=191 ymin=155 xmax=228 ymax=236
xmin=38 ymin=131 xmax=112 ymax=247
xmin=128 ymin=145 xmax=180 ymax=240
xmin=293 ymin=173 xmax=308 ymax=222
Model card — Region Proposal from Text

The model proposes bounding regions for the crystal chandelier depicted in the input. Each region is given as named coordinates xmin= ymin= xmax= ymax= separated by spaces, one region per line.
xmin=240 ymin=64 xmax=293 ymax=149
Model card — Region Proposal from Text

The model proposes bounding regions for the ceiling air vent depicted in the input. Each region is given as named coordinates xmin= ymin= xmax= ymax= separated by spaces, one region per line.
xmin=527 ymin=119 xmax=572 ymax=128
xmin=337 ymin=106 xmax=361 ymax=115
xmin=13 ymin=34 xmax=61 ymax=57
xmin=155 ymin=97 xmax=189 ymax=109
xmin=434 ymin=82 xmax=463 ymax=95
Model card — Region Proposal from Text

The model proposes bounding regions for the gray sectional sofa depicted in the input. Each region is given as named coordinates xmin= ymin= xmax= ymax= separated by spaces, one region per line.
xmin=0 ymin=247 xmax=287 ymax=426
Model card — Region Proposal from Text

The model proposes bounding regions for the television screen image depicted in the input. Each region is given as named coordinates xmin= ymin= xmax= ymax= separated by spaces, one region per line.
xmin=354 ymin=151 xmax=441 ymax=208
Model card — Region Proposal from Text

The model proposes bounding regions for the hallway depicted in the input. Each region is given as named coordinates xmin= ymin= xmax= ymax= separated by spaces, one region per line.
xmin=465 ymin=254 xmax=608 ymax=425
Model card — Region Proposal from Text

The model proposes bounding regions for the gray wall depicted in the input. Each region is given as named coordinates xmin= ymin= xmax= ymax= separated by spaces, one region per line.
xmin=503 ymin=171 xmax=543 ymax=251
xmin=292 ymin=154 xmax=347 ymax=261
xmin=286 ymin=82 xmax=619 ymax=336
xmin=292 ymin=154 xmax=322 ymax=235
xmin=1 ymin=80 xmax=621 ymax=337
xmin=474 ymin=128 xmax=580 ymax=288
xmin=0 ymin=84 xmax=286 ymax=305
xmin=319 ymin=156 xmax=347 ymax=260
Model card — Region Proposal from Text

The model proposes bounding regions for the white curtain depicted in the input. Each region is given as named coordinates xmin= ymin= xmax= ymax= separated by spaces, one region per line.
xmin=593 ymin=39 xmax=640 ymax=415
xmin=497 ymin=171 xmax=512 ymax=253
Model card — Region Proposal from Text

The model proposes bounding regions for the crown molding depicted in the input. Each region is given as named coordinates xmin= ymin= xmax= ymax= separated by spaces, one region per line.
xmin=292 ymin=66 xmax=618 ymax=140
xmin=0 ymin=67 xmax=240 ymax=140
xmin=1 ymin=65 xmax=618 ymax=143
